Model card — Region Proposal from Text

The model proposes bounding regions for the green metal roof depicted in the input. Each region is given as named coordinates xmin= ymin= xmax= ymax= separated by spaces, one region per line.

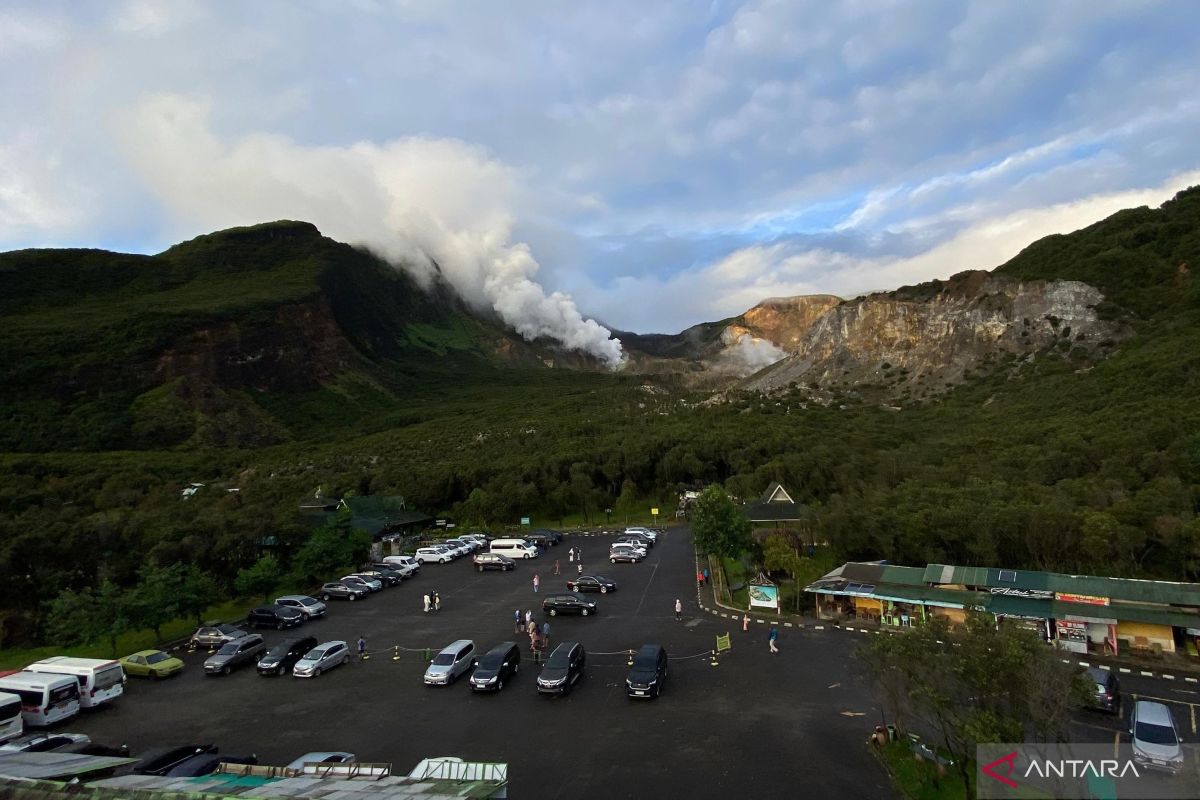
xmin=924 ymin=563 xmax=1200 ymax=605
xmin=876 ymin=584 xmax=984 ymax=609
xmin=879 ymin=565 xmax=928 ymax=586
xmin=923 ymin=564 xmax=989 ymax=587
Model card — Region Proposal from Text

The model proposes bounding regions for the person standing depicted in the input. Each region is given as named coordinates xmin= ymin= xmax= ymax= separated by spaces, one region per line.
xmin=357 ymin=635 xmax=367 ymax=660
xmin=514 ymin=609 xmax=523 ymax=634
xmin=696 ymin=569 xmax=704 ymax=586
xmin=568 ymin=547 xmax=575 ymax=563
xmin=674 ymin=598 xmax=682 ymax=621
xmin=423 ymin=593 xmax=431 ymax=613
xmin=554 ymin=559 xmax=560 ymax=576
xmin=768 ymin=625 xmax=779 ymax=654
xmin=541 ymin=621 xmax=550 ymax=649
xmin=533 ymin=574 xmax=540 ymax=593
xmin=742 ymin=613 xmax=750 ymax=632
xmin=576 ymin=561 xmax=584 ymax=575
xmin=525 ymin=609 xmax=533 ymax=627
xmin=703 ymin=567 xmax=710 ymax=585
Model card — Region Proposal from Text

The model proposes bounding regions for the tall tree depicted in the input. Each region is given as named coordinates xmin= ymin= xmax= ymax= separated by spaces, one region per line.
xmin=691 ymin=484 xmax=752 ymax=559
xmin=235 ymin=554 xmax=283 ymax=601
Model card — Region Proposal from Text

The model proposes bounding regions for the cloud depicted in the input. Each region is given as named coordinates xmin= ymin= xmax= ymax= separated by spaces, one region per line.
xmin=115 ymin=94 xmax=623 ymax=365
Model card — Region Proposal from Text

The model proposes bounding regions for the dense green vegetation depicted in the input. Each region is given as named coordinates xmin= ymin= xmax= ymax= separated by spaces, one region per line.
xmin=1 ymin=190 xmax=1199 ymax=649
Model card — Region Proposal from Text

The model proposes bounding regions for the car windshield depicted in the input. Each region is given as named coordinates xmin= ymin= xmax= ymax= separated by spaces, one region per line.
xmin=146 ymin=652 xmax=170 ymax=665
xmin=305 ymin=649 xmax=326 ymax=660
xmin=1135 ymin=721 xmax=1177 ymax=745
xmin=218 ymin=625 xmax=240 ymax=634
xmin=547 ymin=649 xmax=572 ymax=668
xmin=216 ymin=642 xmax=240 ymax=655
xmin=479 ymin=653 xmax=504 ymax=669
xmin=432 ymin=653 xmax=456 ymax=666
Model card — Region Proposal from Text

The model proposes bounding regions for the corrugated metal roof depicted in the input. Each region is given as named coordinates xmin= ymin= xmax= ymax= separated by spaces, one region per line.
xmin=0 ymin=754 xmax=138 ymax=780
xmin=879 ymin=565 xmax=928 ymax=586
xmin=842 ymin=563 xmax=887 ymax=583
xmin=923 ymin=563 xmax=1200 ymax=605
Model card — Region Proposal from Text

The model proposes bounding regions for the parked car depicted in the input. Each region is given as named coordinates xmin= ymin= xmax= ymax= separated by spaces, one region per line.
xmin=535 ymin=529 xmax=564 ymax=545
xmin=523 ymin=532 xmax=554 ymax=549
xmin=341 ymin=575 xmax=383 ymax=593
xmin=246 ymin=604 xmax=305 ymax=630
xmin=1130 ymin=700 xmax=1183 ymax=773
xmin=565 ymin=574 xmax=616 ymax=594
xmin=624 ymin=526 xmax=658 ymax=543
xmin=353 ymin=570 xmax=395 ymax=588
xmin=424 ymin=640 xmax=477 ymax=686
xmin=444 ymin=538 xmax=476 ymax=555
xmin=293 ymin=641 xmax=350 ymax=678
xmin=469 ymin=642 xmax=521 ymax=692
xmin=473 ymin=552 xmax=516 ymax=572
xmin=204 ymin=634 xmax=267 ymax=676
xmin=134 ymin=745 xmax=218 ymax=775
xmin=416 ymin=546 xmax=452 ymax=564
xmin=612 ymin=537 xmax=649 ymax=554
xmin=286 ymin=752 xmax=356 ymax=770
xmin=120 ymin=650 xmax=184 ymax=679
xmin=190 ymin=624 xmax=247 ymax=649
xmin=0 ymin=732 xmax=92 ymax=753
xmin=609 ymin=546 xmax=645 ymax=564
xmin=1084 ymin=666 xmax=1121 ymax=714
xmin=543 ymin=593 xmax=597 ymax=617
xmin=381 ymin=555 xmax=421 ymax=576
xmin=625 ymin=644 xmax=668 ymax=699
xmin=537 ymin=642 xmax=585 ymax=695
xmin=320 ymin=582 xmax=368 ymax=602
xmin=367 ymin=565 xmax=405 ymax=585
xmin=165 ymin=751 xmax=257 ymax=777
xmin=257 ymin=636 xmax=319 ymax=676
xmin=622 ymin=532 xmax=654 ymax=548
xmin=462 ymin=533 xmax=491 ymax=547
xmin=274 ymin=595 xmax=327 ymax=620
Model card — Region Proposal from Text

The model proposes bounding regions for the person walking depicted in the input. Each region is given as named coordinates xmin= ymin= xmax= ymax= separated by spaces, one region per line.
xmin=554 ymin=559 xmax=560 ymax=576
xmin=541 ymin=621 xmax=550 ymax=649
xmin=703 ymin=567 xmax=710 ymax=585
xmin=576 ymin=561 xmax=583 ymax=575
xmin=423 ymin=593 xmax=431 ymax=613
xmin=768 ymin=625 xmax=779 ymax=654
xmin=357 ymin=635 xmax=367 ymax=660
xmin=514 ymin=609 xmax=523 ymax=634
xmin=568 ymin=547 xmax=575 ymax=563
xmin=525 ymin=609 xmax=533 ymax=627
xmin=696 ymin=569 xmax=704 ymax=586
xmin=533 ymin=574 xmax=540 ymax=593
xmin=742 ymin=613 xmax=750 ymax=632
xmin=674 ymin=598 xmax=682 ymax=621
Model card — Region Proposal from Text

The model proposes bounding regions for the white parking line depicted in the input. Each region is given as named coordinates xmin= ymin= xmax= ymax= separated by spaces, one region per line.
xmin=1119 ymin=668 xmax=1132 ymax=673
xmin=1078 ymin=661 xmax=1090 ymax=667
xmin=1186 ymin=677 xmax=1199 ymax=684
xmin=632 ymin=562 xmax=659 ymax=617
xmin=1163 ymin=675 xmax=1176 ymax=680
xmin=1141 ymin=671 xmax=1155 ymax=677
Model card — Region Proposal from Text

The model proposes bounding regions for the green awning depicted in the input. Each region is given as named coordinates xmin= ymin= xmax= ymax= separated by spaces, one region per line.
xmin=986 ymin=595 xmax=1053 ymax=618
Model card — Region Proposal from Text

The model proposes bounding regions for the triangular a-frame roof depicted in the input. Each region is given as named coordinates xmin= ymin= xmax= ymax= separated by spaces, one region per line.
xmin=762 ymin=482 xmax=794 ymax=504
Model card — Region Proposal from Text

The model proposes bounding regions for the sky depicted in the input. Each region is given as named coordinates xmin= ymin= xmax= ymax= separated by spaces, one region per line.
xmin=3 ymin=1 xmax=1200 ymax=360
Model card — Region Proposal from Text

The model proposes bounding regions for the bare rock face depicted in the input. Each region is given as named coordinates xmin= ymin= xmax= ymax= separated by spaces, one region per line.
xmin=737 ymin=294 xmax=843 ymax=350
xmin=742 ymin=271 xmax=1118 ymax=395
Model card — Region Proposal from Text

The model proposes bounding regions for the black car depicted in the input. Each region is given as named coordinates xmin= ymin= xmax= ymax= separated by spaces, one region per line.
xmin=474 ymin=552 xmax=516 ymax=572
xmin=1085 ymin=666 xmax=1121 ymax=714
xmin=542 ymin=593 xmax=597 ymax=617
xmin=533 ymin=528 xmax=563 ymax=545
xmin=246 ymin=604 xmax=305 ymax=630
xmin=165 ymin=751 xmax=257 ymax=777
xmin=523 ymin=532 xmax=554 ymax=549
xmin=257 ymin=636 xmax=319 ymax=676
xmin=368 ymin=565 xmax=405 ymax=585
xmin=537 ymin=641 xmax=586 ymax=695
xmin=134 ymin=745 xmax=218 ymax=775
xmin=626 ymin=644 xmax=668 ymax=699
xmin=469 ymin=642 xmax=521 ymax=692
xmin=565 ymin=574 xmax=617 ymax=594
xmin=320 ymin=582 xmax=368 ymax=601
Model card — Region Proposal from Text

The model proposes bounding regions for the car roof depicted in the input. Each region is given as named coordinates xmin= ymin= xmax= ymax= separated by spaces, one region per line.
xmin=128 ymin=650 xmax=165 ymax=658
xmin=277 ymin=595 xmax=317 ymax=602
xmin=1085 ymin=666 xmax=1111 ymax=681
xmin=484 ymin=641 xmax=517 ymax=656
xmin=1135 ymin=700 xmax=1175 ymax=726
xmin=313 ymin=640 xmax=347 ymax=650
xmin=441 ymin=639 xmax=474 ymax=651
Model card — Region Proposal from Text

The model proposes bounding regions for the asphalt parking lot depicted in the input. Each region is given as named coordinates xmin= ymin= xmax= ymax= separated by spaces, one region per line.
xmin=67 ymin=528 xmax=897 ymax=799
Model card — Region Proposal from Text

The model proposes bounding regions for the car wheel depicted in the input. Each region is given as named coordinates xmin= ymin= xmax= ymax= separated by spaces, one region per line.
xmin=478 ymin=566 xmax=484 ymax=572
xmin=548 ymin=608 xmax=557 ymax=616
xmin=222 ymin=665 xmax=231 ymax=676
xmin=610 ymin=557 xmax=617 ymax=563
xmin=277 ymin=621 xmax=285 ymax=630
xmin=151 ymin=671 xmax=160 ymax=680
xmin=349 ymin=594 xmax=357 ymax=601
xmin=277 ymin=665 xmax=286 ymax=676
xmin=497 ymin=679 xmax=504 ymax=691
xmin=600 ymin=586 xmax=608 ymax=594
xmin=581 ymin=609 xmax=590 ymax=616
xmin=322 ymin=594 xmax=331 ymax=601
xmin=513 ymin=662 xmax=519 ymax=673
xmin=314 ymin=667 xmax=321 ymax=677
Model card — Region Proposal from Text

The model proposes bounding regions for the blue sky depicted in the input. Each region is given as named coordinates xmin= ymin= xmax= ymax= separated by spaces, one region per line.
xmin=2 ymin=1 xmax=1200 ymax=355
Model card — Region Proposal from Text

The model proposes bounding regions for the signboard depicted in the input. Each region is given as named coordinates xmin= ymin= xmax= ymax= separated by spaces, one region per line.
xmin=748 ymin=583 xmax=779 ymax=611
xmin=1055 ymin=619 xmax=1088 ymax=654
xmin=989 ymin=587 xmax=1053 ymax=600
xmin=1056 ymin=592 xmax=1109 ymax=606
xmin=650 ymin=507 xmax=659 ymax=516
xmin=520 ymin=517 xmax=530 ymax=526
xmin=715 ymin=633 xmax=732 ymax=653
xmin=435 ymin=519 xmax=447 ymax=527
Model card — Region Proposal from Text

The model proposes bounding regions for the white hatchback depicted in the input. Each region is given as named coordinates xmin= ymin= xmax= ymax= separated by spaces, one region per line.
xmin=416 ymin=547 xmax=452 ymax=564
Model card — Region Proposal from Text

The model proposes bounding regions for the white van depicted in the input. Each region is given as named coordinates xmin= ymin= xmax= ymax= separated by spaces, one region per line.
xmin=0 ymin=673 xmax=80 ymax=727
xmin=490 ymin=538 xmax=539 ymax=559
xmin=25 ymin=657 xmax=125 ymax=709
xmin=0 ymin=692 xmax=22 ymax=744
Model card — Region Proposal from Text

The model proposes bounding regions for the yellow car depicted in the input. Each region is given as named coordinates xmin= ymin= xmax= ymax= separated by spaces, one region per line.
xmin=120 ymin=649 xmax=184 ymax=679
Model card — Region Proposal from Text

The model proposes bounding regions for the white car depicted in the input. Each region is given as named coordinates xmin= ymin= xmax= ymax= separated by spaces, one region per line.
xmin=462 ymin=534 xmax=490 ymax=548
xmin=274 ymin=595 xmax=327 ymax=620
xmin=416 ymin=547 xmax=451 ymax=564
xmin=381 ymin=555 xmax=420 ymax=576
xmin=625 ymin=527 xmax=658 ymax=543
xmin=424 ymin=640 xmax=477 ymax=686
xmin=286 ymin=751 xmax=356 ymax=770
xmin=293 ymin=641 xmax=349 ymax=678
xmin=442 ymin=539 xmax=472 ymax=557
xmin=612 ymin=538 xmax=649 ymax=555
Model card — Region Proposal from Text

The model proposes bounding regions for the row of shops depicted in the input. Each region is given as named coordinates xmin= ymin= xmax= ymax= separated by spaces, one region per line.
xmin=806 ymin=562 xmax=1200 ymax=659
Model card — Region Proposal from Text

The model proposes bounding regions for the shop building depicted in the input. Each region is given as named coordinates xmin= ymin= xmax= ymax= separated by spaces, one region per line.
xmin=806 ymin=561 xmax=1200 ymax=658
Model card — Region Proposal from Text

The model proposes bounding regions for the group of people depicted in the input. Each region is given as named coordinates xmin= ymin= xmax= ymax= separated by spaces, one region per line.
xmin=514 ymin=609 xmax=550 ymax=656
xmin=422 ymin=590 xmax=441 ymax=613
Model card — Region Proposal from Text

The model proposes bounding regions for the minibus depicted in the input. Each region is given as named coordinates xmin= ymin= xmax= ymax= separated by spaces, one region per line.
xmin=0 ymin=672 xmax=80 ymax=727
xmin=26 ymin=657 xmax=125 ymax=708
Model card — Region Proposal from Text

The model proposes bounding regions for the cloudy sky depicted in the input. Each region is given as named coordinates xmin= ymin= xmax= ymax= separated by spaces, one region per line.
xmin=3 ymin=1 xmax=1200 ymax=356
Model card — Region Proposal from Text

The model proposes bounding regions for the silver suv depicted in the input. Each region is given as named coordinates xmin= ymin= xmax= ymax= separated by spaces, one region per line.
xmin=204 ymin=634 xmax=267 ymax=676
xmin=424 ymin=640 xmax=476 ymax=686
xmin=1130 ymin=700 xmax=1183 ymax=772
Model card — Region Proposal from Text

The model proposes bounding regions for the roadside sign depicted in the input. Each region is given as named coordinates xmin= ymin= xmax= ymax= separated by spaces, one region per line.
xmin=716 ymin=633 xmax=731 ymax=653
xmin=520 ymin=516 xmax=530 ymax=525
xmin=650 ymin=507 xmax=659 ymax=516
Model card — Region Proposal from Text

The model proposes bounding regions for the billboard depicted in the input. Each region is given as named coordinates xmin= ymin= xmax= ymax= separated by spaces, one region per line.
xmin=748 ymin=583 xmax=779 ymax=611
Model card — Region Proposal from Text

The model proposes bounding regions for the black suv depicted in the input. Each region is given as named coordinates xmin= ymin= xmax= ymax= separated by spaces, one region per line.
xmin=367 ymin=565 xmax=405 ymax=586
xmin=626 ymin=644 xmax=668 ymax=699
xmin=523 ymin=532 xmax=554 ymax=549
xmin=474 ymin=552 xmax=516 ymax=572
xmin=537 ymin=641 xmax=585 ymax=695
xmin=469 ymin=642 xmax=521 ymax=692
xmin=542 ymin=593 xmax=597 ymax=617
xmin=246 ymin=604 xmax=305 ymax=630
xmin=257 ymin=636 xmax=319 ymax=676
xmin=1085 ymin=666 xmax=1121 ymax=714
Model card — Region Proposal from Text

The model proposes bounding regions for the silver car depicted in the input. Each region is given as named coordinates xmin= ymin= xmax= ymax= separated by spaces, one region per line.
xmin=293 ymin=640 xmax=349 ymax=678
xmin=190 ymin=623 xmax=247 ymax=648
xmin=286 ymin=751 xmax=356 ymax=770
xmin=423 ymin=640 xmax=476 ymax=686
xmin=274 ymin=595 xmax=327 ymax=620
xmin=341 ymin=575 xmax=382 ymax=593
xmin=204 ymin=634 xmax=267 ymax=676
xmin=1130 ymin=700 xmax=1183 ymax=772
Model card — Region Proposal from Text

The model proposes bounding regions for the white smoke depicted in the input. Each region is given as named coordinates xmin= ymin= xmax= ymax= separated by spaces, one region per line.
xmin=713 ymin=328 xmax=789 ymax=376
xmin=115 ymin=94 xmax=624 ymax=366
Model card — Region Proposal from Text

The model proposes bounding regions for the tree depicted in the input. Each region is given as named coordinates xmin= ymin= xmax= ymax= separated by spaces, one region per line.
xmin=176 ymin=566 xmax=219 ymax=626
xmin=691 ymin=484 xmax=752 ymax=559
xmin=128 ymin=564 xmax=182 ymax=641
xmin=860 ymin=613 xmax=1090 ymax=796
xmin=235 ymin=554 xmax=283 ymax=601
xmin=291 ymin=514 xmax=370 ymax=584
xmin=761 ymin=533 xmax=805 ymax=611
xmin=44 ymin=581 xmax=131 ymax=655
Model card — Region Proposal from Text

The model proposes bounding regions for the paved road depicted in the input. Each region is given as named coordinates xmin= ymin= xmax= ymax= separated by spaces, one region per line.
xmin=67 ymin=528 xmax=896 ymax=799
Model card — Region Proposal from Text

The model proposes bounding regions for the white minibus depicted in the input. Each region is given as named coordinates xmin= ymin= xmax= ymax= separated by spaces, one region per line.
xmin=26 ymin=657 xmax=125 ymax=708
xmin=489 ymin=538 xmax=539 ymax=559
xmin=0 ymin=672 xmax=80 ymax=727
xmin=0 ymin=691 xmax=22 ymax=743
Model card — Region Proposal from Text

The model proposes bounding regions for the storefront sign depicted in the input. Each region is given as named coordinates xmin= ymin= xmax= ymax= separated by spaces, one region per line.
xmin=1056 ymin=619 xmax=1088 ymax=654
xmin=1056 ymin=592 xmax=1109 ymax=606
xmin=989 ymin=587 xmax=1053 ymax=600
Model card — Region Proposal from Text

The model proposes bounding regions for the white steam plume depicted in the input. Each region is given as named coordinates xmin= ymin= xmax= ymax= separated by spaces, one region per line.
xmin=116 ymin=94 xmax=624 ymax=366
xmin=713 ymin=328 xmax=789 ymax=376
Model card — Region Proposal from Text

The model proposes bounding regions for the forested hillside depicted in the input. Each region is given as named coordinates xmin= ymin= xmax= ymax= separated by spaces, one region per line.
xmin=1 ymin=189 xmax=1198 ymax=647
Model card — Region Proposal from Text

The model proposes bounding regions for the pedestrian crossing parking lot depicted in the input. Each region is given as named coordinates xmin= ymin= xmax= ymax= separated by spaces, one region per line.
xmin=62 ymin=529 xmax=895 ymax=799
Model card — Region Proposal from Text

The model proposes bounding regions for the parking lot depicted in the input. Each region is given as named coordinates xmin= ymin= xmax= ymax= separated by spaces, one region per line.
xmin=65 ymin=528 xmax=897 ymax=799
